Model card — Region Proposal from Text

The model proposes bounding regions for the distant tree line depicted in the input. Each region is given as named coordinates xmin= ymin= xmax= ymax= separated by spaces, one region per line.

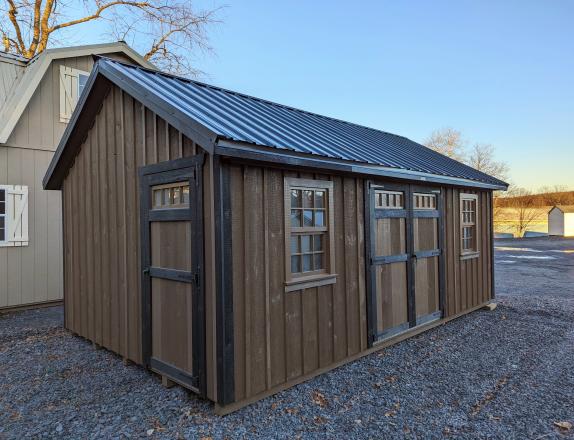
xmin=495 ymin=187 xmax=574 ymax=208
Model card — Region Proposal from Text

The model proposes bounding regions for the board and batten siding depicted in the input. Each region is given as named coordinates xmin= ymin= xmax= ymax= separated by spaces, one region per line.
xmin=228 ymin=164 xmax=368 ymax=403
xmin=0 ymin=146 xmax=63 ymax=309
xmin=6 ymin=53 xmax=134 ymax=152
xmin=444 ymin=188 xmax=493 ymax=316
xmin=60 ymin=83 xmax=218 ymax=400
xmin=0 ymin=57 xmax=25 ymax=108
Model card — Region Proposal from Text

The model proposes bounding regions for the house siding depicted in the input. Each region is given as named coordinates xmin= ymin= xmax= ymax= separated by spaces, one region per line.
xmin=6 ymin=53 xmax=134 ymax=152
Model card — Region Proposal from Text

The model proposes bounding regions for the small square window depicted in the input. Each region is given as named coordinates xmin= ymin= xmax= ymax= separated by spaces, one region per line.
xmin=303 ymin=210 xmax=313 ymax=227
xmin=315 ymin=191 xmax=325 ymax=208
xmin=291 ymin=210 xmax=302 ymax=227
xmin=291 ymin=190 xmax=301 ymax=208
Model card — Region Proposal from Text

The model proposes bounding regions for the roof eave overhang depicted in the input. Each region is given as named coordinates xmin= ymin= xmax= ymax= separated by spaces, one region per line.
xmin=0 ymin=42 xmax=155 ymax=145
xmin=43 ymin=59 xmax=218 ymax=190
xmin=215 ymin=139 xmax=509 ymax=191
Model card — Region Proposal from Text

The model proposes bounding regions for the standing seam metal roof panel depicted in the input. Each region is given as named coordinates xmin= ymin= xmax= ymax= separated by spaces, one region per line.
xmin=102 ymin=59 xmax=508 ymax=187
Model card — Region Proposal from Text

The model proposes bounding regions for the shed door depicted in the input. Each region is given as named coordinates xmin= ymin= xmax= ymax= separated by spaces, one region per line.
xmin=367 ymin=182 xmax=445 ymax=345
xmin=139 ymin=155 xmax=205 ymax=396
xmin=368 ymin=184 xmax=411 ymax=340
xmin=412 ymin=188 xmax=443 ymax=325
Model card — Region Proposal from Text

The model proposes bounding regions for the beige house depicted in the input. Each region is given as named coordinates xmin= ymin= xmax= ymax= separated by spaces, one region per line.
xmin=0 ymin=42 xmax=153 ymax=312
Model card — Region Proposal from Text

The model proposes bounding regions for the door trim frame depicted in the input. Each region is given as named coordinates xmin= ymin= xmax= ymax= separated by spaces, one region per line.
xmin=138 ymin=154 xmax=206 ymax=397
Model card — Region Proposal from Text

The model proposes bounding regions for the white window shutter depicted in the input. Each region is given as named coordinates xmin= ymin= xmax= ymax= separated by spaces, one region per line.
xmin=7 ymin=185 xmax=29 ymax=247
xmin=59 ymin=65 xmax=79 ymax=123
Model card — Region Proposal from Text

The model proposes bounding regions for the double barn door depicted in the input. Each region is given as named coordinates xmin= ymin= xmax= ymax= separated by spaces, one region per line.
xmin=367 ymin=182 xmax=445 ymax=344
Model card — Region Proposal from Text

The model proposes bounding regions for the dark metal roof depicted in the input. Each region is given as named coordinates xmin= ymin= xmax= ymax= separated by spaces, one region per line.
xmin=45 ymin=58 xmax=509 ymax=190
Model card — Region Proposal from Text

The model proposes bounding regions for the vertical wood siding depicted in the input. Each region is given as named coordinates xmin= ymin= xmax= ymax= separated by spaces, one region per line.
xmin=0 ymin=58 xmax=25 ymax=107
xmin=229 ymin=164 xmax=368 ymax=402
xmin=60 ymin=84 xmax=216 ymax=402
xmin=6 ymin=53 xmax=134 ymax=152
xmin=0 ymin=146 xmax=63 ymax=309
xmin=444 ymin=188 xmax=493 ymax=316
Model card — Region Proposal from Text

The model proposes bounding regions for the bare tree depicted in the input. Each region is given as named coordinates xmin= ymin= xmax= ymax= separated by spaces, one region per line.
xmin=0 ymin=0 xmax=221 ymax=75
xmin=466 ymin=143 xmax=509 ymax=182
xmin=424 ymin=127 xmax=467 ymax=162
xmin=507 ymin=188 xmax=541 ymax=237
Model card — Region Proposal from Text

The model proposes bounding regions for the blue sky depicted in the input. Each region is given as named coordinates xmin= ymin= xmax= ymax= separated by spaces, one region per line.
xmin=69 ymin=0 xmax=573 ymax=190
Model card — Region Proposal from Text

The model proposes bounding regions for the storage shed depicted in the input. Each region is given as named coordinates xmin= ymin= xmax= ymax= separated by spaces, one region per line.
xmin=43 ymin=58 xmax=508 ymax=413
xmin=548 ymin=205 xmax=574 ymax=237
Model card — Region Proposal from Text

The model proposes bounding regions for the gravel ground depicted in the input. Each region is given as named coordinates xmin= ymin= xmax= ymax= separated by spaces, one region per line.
xmin=0 ymin=238 xmax=573 ymax=439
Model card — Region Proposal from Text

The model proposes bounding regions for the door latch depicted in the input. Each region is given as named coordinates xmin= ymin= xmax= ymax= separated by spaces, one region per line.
xmin=143 ymin=267 xmax=150 ymax=275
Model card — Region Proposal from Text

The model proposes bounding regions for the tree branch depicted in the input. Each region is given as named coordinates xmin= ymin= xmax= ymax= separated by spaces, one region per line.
xmin=143 ymin=26 xmax=183 ymax=60
xmin=27 ymin=0 xmax=43 ymax=55
xmin=49 ymin=1 xmax=153 ymax=32
xmin=37 ymin=0 xmax=56 ymax=53
xmin=6 ymin=0 xmax=26 ymax=55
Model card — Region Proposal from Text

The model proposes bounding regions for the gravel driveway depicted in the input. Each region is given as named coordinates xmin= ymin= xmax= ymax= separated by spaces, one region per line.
xmin=1 ymin=238 xmax=573 ymax=439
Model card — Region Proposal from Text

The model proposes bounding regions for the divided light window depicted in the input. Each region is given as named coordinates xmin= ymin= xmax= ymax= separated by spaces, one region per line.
xmin=284 ymin=178 xmax=336 ymax=291
xmin=460 ymin=194 xmax=478 ymax=255
xmin=413 ymin=193 xmax=437 ymax=210
xmin=152 ymin=182 xmax=190 ymax=209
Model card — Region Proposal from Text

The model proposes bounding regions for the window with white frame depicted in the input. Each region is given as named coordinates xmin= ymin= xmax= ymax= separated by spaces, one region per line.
xmin=0 ymin=185 xmax=29 ymax=247
xmin=284 ymin=178 xmax=336 ymax=291
xmin=60 ymin=65 xmax=90 ymax=123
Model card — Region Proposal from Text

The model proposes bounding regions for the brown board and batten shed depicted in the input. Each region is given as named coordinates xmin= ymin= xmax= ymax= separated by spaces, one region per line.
xmin=43 ymin=58 xmax=508 ymax=413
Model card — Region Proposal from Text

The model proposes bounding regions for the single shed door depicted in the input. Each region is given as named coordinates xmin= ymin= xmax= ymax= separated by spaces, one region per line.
xmin=367 ymin=182 xmax=445 ymax=345
xmin=139 ymin=155 xmax=205 ymax=396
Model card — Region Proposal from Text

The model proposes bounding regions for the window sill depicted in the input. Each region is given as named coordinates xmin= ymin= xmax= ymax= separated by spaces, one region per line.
xmin=460 ymin=252 xmax=480 ymax=261
xmin=285 ymin=274 xmax=337 ymax=292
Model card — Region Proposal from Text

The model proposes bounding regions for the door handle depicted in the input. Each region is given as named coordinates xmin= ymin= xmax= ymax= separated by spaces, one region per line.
xmin=143 ymin=267 xmax=150 ymax=275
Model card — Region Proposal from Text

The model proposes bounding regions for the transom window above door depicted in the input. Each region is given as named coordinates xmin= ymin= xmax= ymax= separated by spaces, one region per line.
xmin=284 ymin=178 xmax=336 ymax=291
xmin=375 ymin=190 xmax=404 ymax=209
xmin=413 ymin=193 xmax=437 ymax=210
xmin=152 ymin=182 xmax=190 ymax=209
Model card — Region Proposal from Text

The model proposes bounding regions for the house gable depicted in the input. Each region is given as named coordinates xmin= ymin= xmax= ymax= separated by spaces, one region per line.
xmin=0 ymin=43 xmax=154 ymax=149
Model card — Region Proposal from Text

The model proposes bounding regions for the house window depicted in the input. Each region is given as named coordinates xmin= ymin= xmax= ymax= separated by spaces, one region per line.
xmin=460 ymin=194 xmax=478 ymax=255
xmin=284 ymin=178 xmax=336 ymax=291
xmin=0 ymin=185 xmax=29 ymax=247
xmin=60 ymin=66 xmax=90 ymax=123
xmin=152 ymin=182 xmax=190 ymax=209
xmin=78 ymin=73 xmax=89 ymax=97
